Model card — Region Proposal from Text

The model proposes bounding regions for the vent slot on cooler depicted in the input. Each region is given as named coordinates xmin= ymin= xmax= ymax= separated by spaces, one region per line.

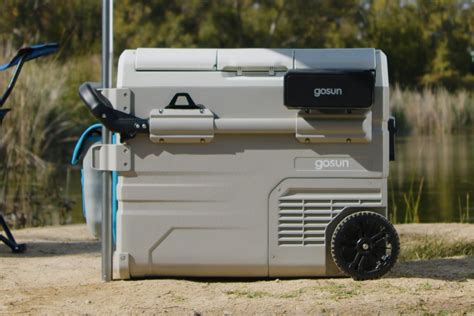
xmin=277 ymin=193 xmax=382 ymax=246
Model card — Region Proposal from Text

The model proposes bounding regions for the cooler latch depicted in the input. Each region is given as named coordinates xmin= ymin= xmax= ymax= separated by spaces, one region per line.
xmin=149 ymin=93 xmax=215 ymax=144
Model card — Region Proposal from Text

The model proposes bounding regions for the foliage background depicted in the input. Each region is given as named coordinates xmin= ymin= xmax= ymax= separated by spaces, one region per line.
xmin=1 ymin=0 xmax=473 ymax=89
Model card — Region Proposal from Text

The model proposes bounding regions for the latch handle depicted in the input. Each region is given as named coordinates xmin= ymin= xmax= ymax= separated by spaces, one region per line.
xmin=166 ymin=93 xmax=200 ymax=110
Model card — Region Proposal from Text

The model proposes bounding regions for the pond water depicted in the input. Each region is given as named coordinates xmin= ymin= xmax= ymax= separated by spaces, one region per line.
xmin=60 ymin=133 xmax=474 ymax=224
xmin=389 ymin=133 xmax=473 ymax=223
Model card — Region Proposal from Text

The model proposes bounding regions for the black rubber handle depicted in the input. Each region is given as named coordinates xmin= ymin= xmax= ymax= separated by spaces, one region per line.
xmin=79 ymin=82 xmax=111 ymax=112
xmin=79 ymin=82 xmax=149 ymax=140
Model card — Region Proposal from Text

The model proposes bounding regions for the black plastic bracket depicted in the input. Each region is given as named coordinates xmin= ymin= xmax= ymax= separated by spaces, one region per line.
xmin=0 ymin=215 xmax=26 ymax=253
xmin=0 ymin=109 xmax=10 ymax=125
xmin=79 ymin=82 xmax=149 ymax=140
xmin=388 ymin=116 xmax=396 ymax=161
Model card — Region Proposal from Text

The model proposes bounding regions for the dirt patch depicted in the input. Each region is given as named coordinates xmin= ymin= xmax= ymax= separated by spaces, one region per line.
xmin=1 ymin=224 xmax=473 ymax=315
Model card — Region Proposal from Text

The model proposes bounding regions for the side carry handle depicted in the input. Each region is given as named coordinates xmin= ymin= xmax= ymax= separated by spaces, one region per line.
xmin=166 ymin=92 xmax=201 ymax=110
xmin=79 ymin=82 xmax=149 ymax=140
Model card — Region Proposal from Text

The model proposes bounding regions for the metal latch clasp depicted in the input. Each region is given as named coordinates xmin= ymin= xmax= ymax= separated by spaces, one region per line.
xmin=149 ymin=108 xmax=215 ymax=144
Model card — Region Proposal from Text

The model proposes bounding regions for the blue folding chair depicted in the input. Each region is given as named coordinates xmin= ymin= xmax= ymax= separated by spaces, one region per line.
xmin=0 ymin=43 xmax=58 ymax=253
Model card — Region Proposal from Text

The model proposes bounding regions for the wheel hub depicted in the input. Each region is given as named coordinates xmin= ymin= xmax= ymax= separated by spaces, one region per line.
xmin=356 ymin=238 xmax=373 ymax=254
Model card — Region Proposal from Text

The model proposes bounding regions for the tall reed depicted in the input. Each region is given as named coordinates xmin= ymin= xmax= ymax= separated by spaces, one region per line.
xmin=0 ymin=60 xmax=74 ymax=227
xmin=458 ymin=193 xmax=471 ymax=223
xmin=390 ymin=86 xmax=473 ymax=135
xmin=402 ymin=177 xmax=424 ymax=224
xmin=389 ymin=177 xmax=398 ymax=224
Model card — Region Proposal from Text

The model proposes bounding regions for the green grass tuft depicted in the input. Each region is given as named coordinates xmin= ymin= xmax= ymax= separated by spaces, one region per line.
xmin=458 ymin=193 xmax=470 ymax=223
xmin=225 ymin=289 xmax=270 ymax=299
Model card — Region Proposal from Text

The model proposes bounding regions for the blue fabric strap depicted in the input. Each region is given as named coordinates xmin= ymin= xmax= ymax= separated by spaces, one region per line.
xmin=0 ymin=43 xmax=59 ymax=71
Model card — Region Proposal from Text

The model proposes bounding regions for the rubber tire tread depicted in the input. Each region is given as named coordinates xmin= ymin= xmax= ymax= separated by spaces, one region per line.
xmin=330 ymin=211 xmax=400 ymax=281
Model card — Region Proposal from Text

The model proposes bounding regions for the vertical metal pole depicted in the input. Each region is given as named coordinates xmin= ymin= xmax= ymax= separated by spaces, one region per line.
xmin=101 ymin=0 xmax=113 ymax=282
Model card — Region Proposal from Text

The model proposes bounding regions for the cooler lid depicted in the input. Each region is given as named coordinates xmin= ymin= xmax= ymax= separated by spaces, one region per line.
xmin=217 ymin=49 xmax=293 ymax=71
xmin=135 ymin=48 xmax=217 ymax=71
xmin=294 ymin=48 xmax=376 ymax=70
xmin=133 ymin=48 xmax=376 ymax=71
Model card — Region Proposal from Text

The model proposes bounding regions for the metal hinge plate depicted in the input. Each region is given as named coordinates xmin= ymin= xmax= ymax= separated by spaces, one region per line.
xmin=90 ymin=144 xmax=132 ymax=171
xmin=101 ymin=88 xmax=132 ymax=114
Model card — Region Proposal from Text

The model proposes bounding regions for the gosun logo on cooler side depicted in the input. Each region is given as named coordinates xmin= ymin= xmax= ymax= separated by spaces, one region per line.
xmin=314 ymin=88 xmax=343 ymax=98
xmin=314 ymin=159 xmax=350 ymax=170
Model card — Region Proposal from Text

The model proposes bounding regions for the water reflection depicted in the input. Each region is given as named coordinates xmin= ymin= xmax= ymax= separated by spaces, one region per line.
xmin=389 ymin=133 xmax=473 ymax=222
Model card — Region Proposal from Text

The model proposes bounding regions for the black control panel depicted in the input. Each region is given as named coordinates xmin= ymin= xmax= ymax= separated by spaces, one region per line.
xmin=284 ymin=70 xmax=375 ymax=109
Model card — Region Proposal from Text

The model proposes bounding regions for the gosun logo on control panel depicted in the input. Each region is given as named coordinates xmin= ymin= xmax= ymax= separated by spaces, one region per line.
xmin=313 ymin=87 xmax=343 ymax=98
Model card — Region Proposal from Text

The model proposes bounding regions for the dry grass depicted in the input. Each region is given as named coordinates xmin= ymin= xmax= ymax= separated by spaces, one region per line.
xmin=390 ymin=86 xmax=473 ymax=135
xmin=0 ymin=47 xmax=99 ymax=227
xmin=0 ymin=58 xmax=74 ymax=226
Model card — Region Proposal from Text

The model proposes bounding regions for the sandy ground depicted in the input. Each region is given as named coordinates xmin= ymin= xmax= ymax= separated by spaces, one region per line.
xmin=0 ymin=224 xmax=473 ymax=315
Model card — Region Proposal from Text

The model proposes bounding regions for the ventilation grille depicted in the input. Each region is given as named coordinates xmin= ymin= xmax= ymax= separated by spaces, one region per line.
xmin=278 ymin=193 xmax=382 ymax=246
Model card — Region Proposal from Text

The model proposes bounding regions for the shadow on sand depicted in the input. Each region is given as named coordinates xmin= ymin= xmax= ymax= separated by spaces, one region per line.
xmin=387 ymin=256 xmax=474 ymax=281
xmin=0 ymin=240 xmax=100 ymax=257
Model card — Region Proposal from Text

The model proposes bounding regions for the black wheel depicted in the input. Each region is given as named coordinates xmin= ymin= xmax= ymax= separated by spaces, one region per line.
xmin=331 ymin=211 xmax=399 ymax=280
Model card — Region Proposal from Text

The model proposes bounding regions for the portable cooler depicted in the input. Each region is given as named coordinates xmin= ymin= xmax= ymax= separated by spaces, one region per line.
xmin=76 ymin=48 xmax=399 ymax=280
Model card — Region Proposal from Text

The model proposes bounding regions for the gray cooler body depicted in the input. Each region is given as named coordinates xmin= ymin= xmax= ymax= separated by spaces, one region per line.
xmin=88 ymin=48 xmax=392 ymax=279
